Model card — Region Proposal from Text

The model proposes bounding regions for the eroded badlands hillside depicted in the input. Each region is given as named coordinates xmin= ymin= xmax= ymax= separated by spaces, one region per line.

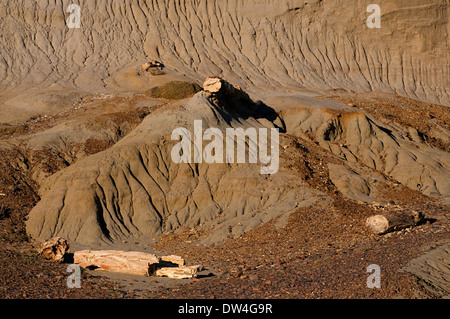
xmin=0 ymin=0 xmax=448 ymax=108
xmin=0 ymin=0 xmax=449 ymax=299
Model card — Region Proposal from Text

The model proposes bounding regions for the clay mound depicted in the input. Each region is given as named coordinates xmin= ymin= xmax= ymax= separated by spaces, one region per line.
xmin=272 ymin=97 xmax=450 ymax=203
xmin=0 ymin=93 xmax=162 ymax=186
xmin=25 ymin=80 xmax=450 ymax=247
xmin=402 ymin=240 xmax=450 ymax=298
xmin=25 ymin=87 xmax=320 ymax=246
xmin=0 ymin=0 xmax=448 ymax=106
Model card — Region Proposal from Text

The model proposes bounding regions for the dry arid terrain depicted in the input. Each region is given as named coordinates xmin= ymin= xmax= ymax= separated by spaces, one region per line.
xmin=0 ymin=0 xmax=449 ymax=300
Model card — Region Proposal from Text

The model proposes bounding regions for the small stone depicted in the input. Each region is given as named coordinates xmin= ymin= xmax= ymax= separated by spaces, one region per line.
xmin=248 ymin=274 xmax=258 ymax=281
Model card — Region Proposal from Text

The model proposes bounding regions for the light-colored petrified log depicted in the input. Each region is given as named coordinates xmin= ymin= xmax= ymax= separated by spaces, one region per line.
xmin=37 ymin=237 xmax=70 ymax=262
xmin=203 ymin=77 xmax=224 ymax=93
xmin=203 ymin=77 xmax=240 ymax=94
xmin=73 ymin=250 xmax=160 ymax=276
xmin=366 ymin=210 xmax=424 ymax=235
xmin=161 ymin=255 xmax=185 ymax=266
xmin=141 ymin=60 xmax=164 ymax=71
xmin=155 ymin=265 xmax=202 ymax=279
xmin=72 ymin=249 xmax=202 ymax=278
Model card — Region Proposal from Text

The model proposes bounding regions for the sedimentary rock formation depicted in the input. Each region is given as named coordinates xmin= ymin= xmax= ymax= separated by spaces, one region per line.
xmin=0 ymin=0 xmax=448 ymax=106
xmin=25 ymin=81 xmax=450 ymax=246
xmin=26 ymin=87 xmax=315 ymax=245
xmin=0 ymin=0 xmax=445 ymax=250
xmin=275 ymin=102 xmax=450 ymax=203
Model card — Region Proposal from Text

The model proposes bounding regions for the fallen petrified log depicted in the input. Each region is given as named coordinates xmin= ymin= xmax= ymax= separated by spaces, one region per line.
xmin=140 ymin=60 xmax=164 ymax=71
xmin=155 ymin=265 xmax=203 ymax=279
xmin=202 ymin=77 xmax=253 ymax=109
xmin=73 ymin=249 xmax=199 ymax=278
xmin=203 ymin=77 xmax=246 ymax=97
xmin=36 ymin=237 xmax=70 ymax=263
xmin=161 ymin=255 xmax=185 ymax=266
xmin=203 ymin=77 xmax=230 ymax=94
xmin=365 ymin=210 xmax=424 ymax=235
xmin=73 ymin=250 xmax=160 ymax=276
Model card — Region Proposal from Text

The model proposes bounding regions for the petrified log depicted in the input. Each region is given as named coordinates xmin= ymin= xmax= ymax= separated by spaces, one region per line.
xmin=365 ymin=210 xmax=424 ymax=235
xmin=141 ymin=60 xmax=164 ymax=71
xmin=155 ymin=265 xmax=202 ymax=279
xmin=37 ymin=237 xmax=70 ymax=262
xmin=161 ymin=255 xmax=185 ymax=266
xmin=73 ymin=250 xmax=160 ymax=276
xmin=203 ymin=77 xmax=226 ymax=93
xmin=202 ymin=77 xmax=252 ymax=108
xmin=141 ymin=62 xmax=152 ymax=71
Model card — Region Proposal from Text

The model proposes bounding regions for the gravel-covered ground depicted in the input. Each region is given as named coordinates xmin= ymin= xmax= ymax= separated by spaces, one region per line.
xmin=151 ymin=195 xmax=449 ymax=299
xmin=1 ymin=184 xmax=448 ymax=299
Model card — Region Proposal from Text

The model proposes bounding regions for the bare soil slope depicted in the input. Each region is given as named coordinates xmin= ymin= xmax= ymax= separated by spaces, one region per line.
xmin=0 ymin=0 xmax=448 ymax=112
